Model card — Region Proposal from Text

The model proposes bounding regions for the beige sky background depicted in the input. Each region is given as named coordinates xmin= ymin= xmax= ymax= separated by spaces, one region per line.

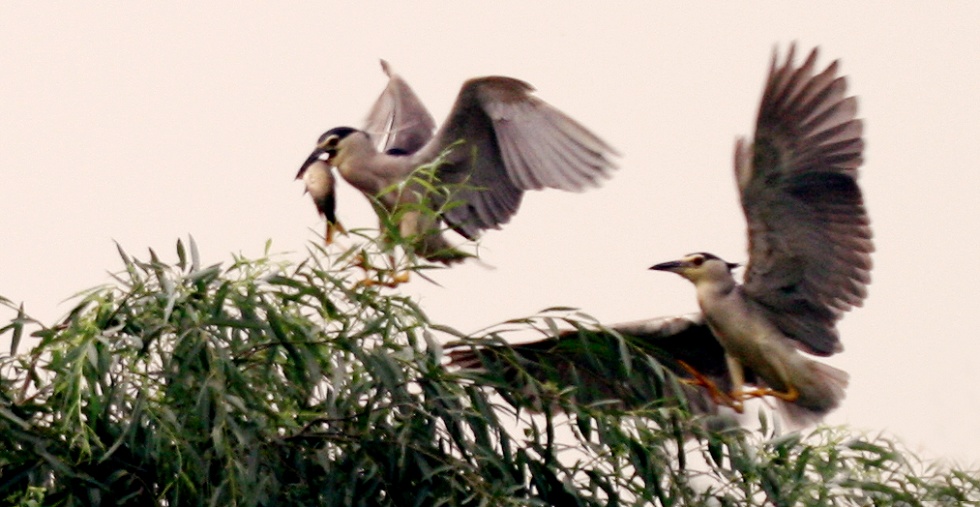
xmin=3 ymin=3 xmax=980 ymax=465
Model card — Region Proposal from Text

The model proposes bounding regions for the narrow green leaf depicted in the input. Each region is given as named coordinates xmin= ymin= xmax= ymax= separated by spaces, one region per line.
xmin=189 ymin=234 xmax=200 ymax=272
xmin=176 ymin=237 xmax=187 ymax=270
xmin=0 ymin=406 xmax=30 ymax=430
xmin=10 ymin=303 xmax=26 ymax=355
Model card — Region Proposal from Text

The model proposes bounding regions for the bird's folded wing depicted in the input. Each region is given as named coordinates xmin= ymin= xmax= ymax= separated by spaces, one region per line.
xmin=736 ymin=45 xmax=873 ymax=356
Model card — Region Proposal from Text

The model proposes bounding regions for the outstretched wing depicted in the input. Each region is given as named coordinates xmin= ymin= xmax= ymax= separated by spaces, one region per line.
xmin=411 ymin=76 xmax=618 ymax=239
xmin=447 ymin=314 xmax=755 ymax=416
xmin=736 ymin=45 xmax=873 ymax=356
xmin=362 ymin=60 xmax=436 ymax=156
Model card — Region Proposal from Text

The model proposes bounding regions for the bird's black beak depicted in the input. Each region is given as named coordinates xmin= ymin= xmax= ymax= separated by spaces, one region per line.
xmin=296 ymin=150 xmax=329 ymax=179
xmin=649 ymin=260 xmax=685 ymax=272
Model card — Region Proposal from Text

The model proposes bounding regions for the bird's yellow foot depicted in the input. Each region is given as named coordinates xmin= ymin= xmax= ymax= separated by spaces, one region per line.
xmin=390 ymin=270 xmax=410 ymax=286
xmin=351 ymin=252 xmax=411 ymax=288
xmin=355 ymin=270 xmax=411 ymax=288
xmin=734 ymin=385 xmax=800 ymax=403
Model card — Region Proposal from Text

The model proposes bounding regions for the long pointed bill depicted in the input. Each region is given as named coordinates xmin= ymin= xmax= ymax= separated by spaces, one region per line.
xmin=296 ymin=149 xmax=329 ymax=179
xmin=649 ymin=260 xmax=686 ymax=272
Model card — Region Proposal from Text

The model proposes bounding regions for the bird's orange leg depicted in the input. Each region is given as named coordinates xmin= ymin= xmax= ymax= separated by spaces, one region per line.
xmin=376 ymin=252 xmax=411 ymax=287
xmin=676 ymin=360 xmax=741 ymax=411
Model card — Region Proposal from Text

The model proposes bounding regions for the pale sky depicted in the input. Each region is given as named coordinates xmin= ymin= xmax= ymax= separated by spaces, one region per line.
xmin=3 ymin=3 xmax=980 ymax=465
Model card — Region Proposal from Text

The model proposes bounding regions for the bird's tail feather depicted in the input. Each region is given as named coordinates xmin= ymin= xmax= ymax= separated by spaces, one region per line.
xmin=418 ymin=234 xmax=473 ymax=265
xmin=777 ymin=361 xmax=849 ymax=428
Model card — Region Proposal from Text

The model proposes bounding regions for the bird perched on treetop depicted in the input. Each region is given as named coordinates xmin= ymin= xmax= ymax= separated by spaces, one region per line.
xmin=297 ymin=61 xmax=618 ymax=270
xmin=450 ymin=44 xmax=872 ymax=427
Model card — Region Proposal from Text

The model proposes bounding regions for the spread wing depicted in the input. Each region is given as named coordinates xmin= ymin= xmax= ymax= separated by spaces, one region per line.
xmin=362 ymin=60 xmax=436 ymax=156
xmin=447 ymin=314 xmax=756 ymax=415
xmin=411 ymin=77 xmax=618 ymax=239
xmin=735 ymin=45 xmax=873 ymax=356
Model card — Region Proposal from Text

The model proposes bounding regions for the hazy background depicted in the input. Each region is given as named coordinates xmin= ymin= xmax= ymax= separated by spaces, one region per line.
xmin=3 ymin=3 xmax=979 ymax=465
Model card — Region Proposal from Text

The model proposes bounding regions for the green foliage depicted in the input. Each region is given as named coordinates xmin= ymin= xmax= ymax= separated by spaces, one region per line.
xmin=0 ymin=236 xmax=977 ymax=506
xmin=356 ymin=141 xmax=480 ymax=272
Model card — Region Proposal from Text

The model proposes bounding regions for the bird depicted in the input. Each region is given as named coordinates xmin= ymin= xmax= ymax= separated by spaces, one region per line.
xmin=297 ymin=60 xmax=618 ymax=272
xmin=450 ymin=44 xmax=872 ymax=427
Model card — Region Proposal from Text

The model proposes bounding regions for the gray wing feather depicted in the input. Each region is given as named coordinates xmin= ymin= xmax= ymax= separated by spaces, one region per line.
xmin=412 ymin=76 xmax=617 ymax=238
xmin=737 ymin=45 xmax=873 ymax=356
xmin=362 ymin=60 xmax=436 ymax=155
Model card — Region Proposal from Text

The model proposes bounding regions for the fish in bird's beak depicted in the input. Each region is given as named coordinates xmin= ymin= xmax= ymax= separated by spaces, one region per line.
xmin=297 ymin=157 xmax=346 ymax=244
xmin=296 ymin=149 xmax=330 ymax=179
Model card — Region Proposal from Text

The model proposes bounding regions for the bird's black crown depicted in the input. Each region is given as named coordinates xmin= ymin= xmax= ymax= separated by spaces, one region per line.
xmin=317 ymin=126 xmax=358 ymax=145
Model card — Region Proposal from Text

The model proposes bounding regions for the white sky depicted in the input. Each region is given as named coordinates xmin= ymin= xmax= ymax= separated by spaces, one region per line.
xmin=3 ymin=2 xmax=980 ymax=466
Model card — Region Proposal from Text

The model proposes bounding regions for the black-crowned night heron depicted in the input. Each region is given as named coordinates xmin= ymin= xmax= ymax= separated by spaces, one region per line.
xmin=450 ymin=45 xmax=872 ymax=426
xmin=297 ymin=61 xmax=618 ymax=267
